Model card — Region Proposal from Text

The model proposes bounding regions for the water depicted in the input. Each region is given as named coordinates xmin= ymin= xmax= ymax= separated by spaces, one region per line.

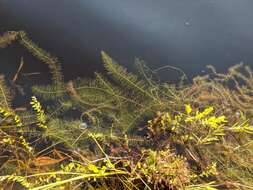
xmin=1 ymin=0 xmax=253 ymax=82
xmin=0 ymin=3 xmax=253 ymax=187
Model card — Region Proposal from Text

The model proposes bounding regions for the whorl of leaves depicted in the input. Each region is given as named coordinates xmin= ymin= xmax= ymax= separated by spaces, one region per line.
xmin=0 ymin=31 xmax=18 ymax=48
xmin=18 ymin=31 xmax=64 ymax=95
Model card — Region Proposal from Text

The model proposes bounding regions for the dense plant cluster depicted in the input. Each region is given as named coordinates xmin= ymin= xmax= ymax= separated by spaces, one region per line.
xmin=0 ymin=31 xmax=253 ymax=189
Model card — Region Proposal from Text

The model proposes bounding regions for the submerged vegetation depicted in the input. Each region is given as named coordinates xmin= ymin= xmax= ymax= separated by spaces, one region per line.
xmin=0 ymin=31 xmax=253 ymax=189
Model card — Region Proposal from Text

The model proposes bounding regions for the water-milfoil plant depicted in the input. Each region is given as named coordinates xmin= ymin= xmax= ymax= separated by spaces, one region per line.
xmin=0 ymin=31 xmax=253 ymax=189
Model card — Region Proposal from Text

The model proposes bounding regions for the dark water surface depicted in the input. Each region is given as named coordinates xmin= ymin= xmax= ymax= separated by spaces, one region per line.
xmin=1 ymin=0 xmax=253 ymax=82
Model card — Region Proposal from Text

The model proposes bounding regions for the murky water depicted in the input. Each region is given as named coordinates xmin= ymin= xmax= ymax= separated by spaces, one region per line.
xmin=1 ymin=0 xmax=253 ymax=82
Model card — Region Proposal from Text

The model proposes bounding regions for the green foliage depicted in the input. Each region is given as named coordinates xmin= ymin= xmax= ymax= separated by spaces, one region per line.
xmin=31 ymin=84 xmax=64 ymax=101
xmin=0 ymin=31 xmax=18 ymax=48
xmin=147 ymin=105 xmax=226 ymax=145
xmin=31 ymin=51 xmax=175 ymax=138
xmin=101 ymin=51 xmax=156 ymax=100
xmin=0 ymin=175 xmax=30 ymax=189
xmin=1 ymin=31 xmax=64 ymax=98
xmin=18 ymin=31 xmax=63 ymax=90
xmin=0 ymin=106 xmax=33 ymax=153
xmin=1 ymin=30 xmax=253 ymax=189
xmin=30 ymin=96 xmax=48 ymax=129
xmin=0 ymin=75 xmax=13 ymax=108
xmin=140 ymin=150 xmax=191 ymax=189
xmin=27 ymin=50 xmax=253 ymax=189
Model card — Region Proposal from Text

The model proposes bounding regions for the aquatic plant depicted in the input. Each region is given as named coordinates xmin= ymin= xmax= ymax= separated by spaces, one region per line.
xmin=0 ymin=31 xmax=18 ymax=48
xmin=0 ymin=31 xmax=253 ymax=189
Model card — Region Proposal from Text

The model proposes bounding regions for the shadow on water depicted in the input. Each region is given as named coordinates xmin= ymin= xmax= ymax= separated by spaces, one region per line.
xmin=1 ymin=0 xmax=253 ymax=83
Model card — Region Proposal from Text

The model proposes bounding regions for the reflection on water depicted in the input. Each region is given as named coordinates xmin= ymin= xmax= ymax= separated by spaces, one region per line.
xmin=1 ymin=0 xmax=253 ymax=82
